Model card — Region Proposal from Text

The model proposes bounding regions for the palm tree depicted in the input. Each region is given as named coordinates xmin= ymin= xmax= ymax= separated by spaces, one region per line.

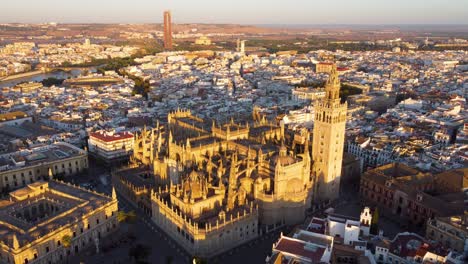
xmin=117 ymin=210 xmax=137 ymax=223
xmin=62 ymin=235 xmax=72 ymax=248
xmin=117 ymin=211 xmax=128 ymax=223
xmin=118 ymin=210 xmax=137 ymax=235
xmin=62 ymin=235 xmax=72 ymax=263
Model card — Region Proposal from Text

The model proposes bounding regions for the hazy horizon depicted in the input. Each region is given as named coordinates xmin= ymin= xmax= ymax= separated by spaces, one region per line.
xmin=1 ymin=0 xmax=467 ymax=25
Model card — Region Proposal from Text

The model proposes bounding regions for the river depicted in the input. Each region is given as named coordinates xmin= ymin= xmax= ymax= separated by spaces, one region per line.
xmin=0 ymin=68 xmax=96 ymax=88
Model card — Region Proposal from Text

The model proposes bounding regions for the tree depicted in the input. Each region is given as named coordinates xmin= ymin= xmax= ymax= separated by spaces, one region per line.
xmin=62 ymin=235 xmax=72 ymax=248
xmin=340 ymin=84 xmax=363 ymax=103
xmin=118 ymin=210 xmax=137 ymax=235
xmin=128 ymin=243 xmax=151 ymax=263
xmin=61 ymin=234 xmax=73 ymax=264
xmin=370 ymin=207 xmax=379 ymax=235
xmin=117 ymin=210 xmax=137 ymax=223
xmin=41 ymin=77 xmax=64 ymax=87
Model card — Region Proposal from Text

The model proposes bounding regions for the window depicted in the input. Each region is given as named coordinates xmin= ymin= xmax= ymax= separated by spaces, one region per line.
xmin=46 ymin=247 xmax=49 ymax=253
xmin=417 ymin=194 xmax=423 ymax=202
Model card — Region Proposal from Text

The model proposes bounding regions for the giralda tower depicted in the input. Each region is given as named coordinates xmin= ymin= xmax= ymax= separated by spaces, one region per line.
xmin=312 ymin=65 xmax=347 ymax=201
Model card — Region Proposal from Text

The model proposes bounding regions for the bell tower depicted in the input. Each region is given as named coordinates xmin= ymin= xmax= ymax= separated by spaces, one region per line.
xmin=312 ymin=65 xmax=347 ymax=201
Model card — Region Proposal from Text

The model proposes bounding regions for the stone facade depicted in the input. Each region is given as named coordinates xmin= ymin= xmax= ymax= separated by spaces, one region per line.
xmin=124 ymin=65 xmax=349 ymax=258
xmin=360 ymin=163 xmax=466 ymax=228
xmin=0 ymin=142 xmax=88 ymax=193
xmin=0 ymin=181 xmax=118 ymax=264
xmin=312 ymin=65 xmax=347 ymax=201
xmin=129 ymin=109 xmax=315 ymax=258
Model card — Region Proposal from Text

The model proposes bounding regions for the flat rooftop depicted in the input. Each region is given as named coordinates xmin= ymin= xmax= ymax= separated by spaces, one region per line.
xmin=0 ymin=142 xmax=86 ymax=173
xmin=0 ymin=181 xmax=114 ymax=249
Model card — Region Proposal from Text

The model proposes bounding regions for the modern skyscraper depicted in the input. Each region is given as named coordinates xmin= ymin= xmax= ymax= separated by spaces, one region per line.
xmin=163 ymin=10 xmax=173 ymax=50
xmin=312 ymin=65 xmax=347 ymax=201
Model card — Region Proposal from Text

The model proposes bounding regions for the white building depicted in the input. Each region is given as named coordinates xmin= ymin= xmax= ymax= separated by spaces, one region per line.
xmin=327 ymin=207 xmax=372 ymax=245
xmin=88 ymin=130 xmax=134 ymax=162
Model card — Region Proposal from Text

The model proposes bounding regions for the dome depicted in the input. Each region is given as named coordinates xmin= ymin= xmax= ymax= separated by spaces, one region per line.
xmin=272 ymin=155 xmax=297 ymax=166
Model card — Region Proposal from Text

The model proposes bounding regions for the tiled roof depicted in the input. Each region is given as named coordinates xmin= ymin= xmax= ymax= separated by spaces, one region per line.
xmin=274 ymin=236 xmax=325 ymax=263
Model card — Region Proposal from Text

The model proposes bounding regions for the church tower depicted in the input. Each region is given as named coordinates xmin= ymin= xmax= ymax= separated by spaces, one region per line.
xmin=312 ymin=65 xmax=347 ymax=201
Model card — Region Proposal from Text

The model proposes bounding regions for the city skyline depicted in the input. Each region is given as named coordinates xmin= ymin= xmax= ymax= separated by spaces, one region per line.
xmin=0 ymin=1 xmax=466 ymax=263
xmin=1 ymin=0 xmax=468 ymax=25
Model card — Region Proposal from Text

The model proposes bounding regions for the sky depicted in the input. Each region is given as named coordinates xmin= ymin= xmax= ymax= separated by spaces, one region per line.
xmin=1 ymin=0 xmax=467 ymax=25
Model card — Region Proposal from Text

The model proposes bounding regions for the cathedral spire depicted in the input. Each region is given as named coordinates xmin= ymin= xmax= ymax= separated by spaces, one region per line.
xmin=111 ymin=187 xmax=117 ymax=200
xmin=12 ymin=234 xmax=19 ymax=250
xmin=227 ymin=154 xmax=239 ymax=211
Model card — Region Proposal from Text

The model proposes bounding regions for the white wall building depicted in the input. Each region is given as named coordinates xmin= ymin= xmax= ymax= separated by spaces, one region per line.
xmin=88 ymin=130 xmax=134 ymax=162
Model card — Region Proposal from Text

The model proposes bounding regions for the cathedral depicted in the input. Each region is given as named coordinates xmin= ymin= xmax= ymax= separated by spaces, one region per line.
xmin=127 ymin=65 xmax=346 ymax=257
